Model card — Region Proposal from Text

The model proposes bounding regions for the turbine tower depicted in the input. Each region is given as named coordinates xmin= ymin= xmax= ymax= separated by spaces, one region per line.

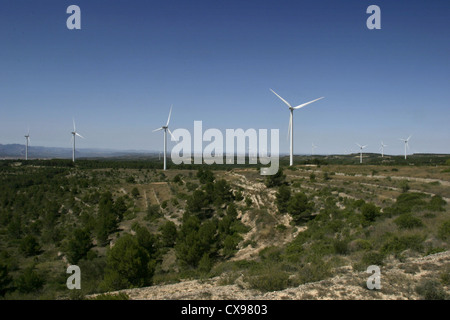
xmin=270 ymin=89 xmax=324 ymax=166
xmin=380 ymin=141 xmax=387 ymax=157
xmin=71 ymin=119 xmax=85 ymax=162
xmin=399 ymin=135 xmax=412 ymax=160
xmin=24 ymin=129 xmax=30 ymax=160
xmin=153 ymin=105 xmax=175 ymax=171
xmin=311 ymin=142 xmax=318 ymax=156
xmin=356 ymin=143 xmax=367 ymax=164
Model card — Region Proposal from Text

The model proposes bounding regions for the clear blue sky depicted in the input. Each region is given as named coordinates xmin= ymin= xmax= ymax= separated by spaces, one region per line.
xmin=1 ymin=0 xmax=449 ymax=155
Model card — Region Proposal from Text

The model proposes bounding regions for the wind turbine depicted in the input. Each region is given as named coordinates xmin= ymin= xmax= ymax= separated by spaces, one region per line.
xmin=380 ymin=141 xmax=387 ymax=157
xmin=24 ymin=129 xmax=30 ymax=160
xmin=270 ymin=89 xmax=324 ymax=166
xmin=71 ymin=119 xmax=85 ymax=162
xmin=356 ymin=143 xmax=367 ymax=164
xmin=311 ymin=142 xmax=318 ymax=156
xmin=153 ymin=105 xmax=176 ymax=171
xmin=399 ymin=135 xmax=412 ymax=160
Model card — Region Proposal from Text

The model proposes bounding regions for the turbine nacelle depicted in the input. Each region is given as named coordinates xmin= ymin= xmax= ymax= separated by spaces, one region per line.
xmin=270 ymin=88 xmax=324 ymax=166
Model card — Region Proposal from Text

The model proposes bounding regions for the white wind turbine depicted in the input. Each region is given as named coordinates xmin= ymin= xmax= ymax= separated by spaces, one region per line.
xmin=380 ymin=141 xmax=387 ymax=157
xmin=399 ymin=135 xmax=412 ymax=160
xmin=153 ymin=105 xmax=176 ymax=171
xmin=270 ymin=89 xmax=324 ymax=166
xmin=71 ymin=119 xmax=85 ymax=162
xmin=24 ymin=129 xmax=30 ymax=160
xmin=356 ymin=143 xmax=367 ymax=164
xmin=311 ymin=142 xmax=318 ymax=156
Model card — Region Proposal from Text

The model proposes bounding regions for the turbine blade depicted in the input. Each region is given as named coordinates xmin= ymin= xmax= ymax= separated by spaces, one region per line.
xmin=153 ymin=127 xmax=164 ymax=132
xmin=407 ymin=135 xmax=412 ymax=141
xmin=293 ymin=97 xmax=324 ymax=109
xmin=270 ymin=89 xmax=292 ymax=108
xmin=166 ymin=105 xmax=173 ymax=127
xmin=76 ymin=133 xmax=85 ymax=139
xmin=73 ymin=118 xmax=76 ymax=132
xmin=167 ymin=128 xmax=177 ymax=141
xmin=356 ymin=143 xmax=362 ymax=148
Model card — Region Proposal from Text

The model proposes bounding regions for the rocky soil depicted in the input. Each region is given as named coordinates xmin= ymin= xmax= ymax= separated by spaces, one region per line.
xmin=93 ymin=250 xmax=449 ymax=300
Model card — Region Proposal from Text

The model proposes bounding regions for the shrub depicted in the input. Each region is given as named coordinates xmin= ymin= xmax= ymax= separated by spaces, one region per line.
xmin=101 ymin=234 xmax=154 ymax=291
xmin=159 ymin=221 xmax=177 ymax=247
xmin=296 ymin=258 xmax=331 ymax=285
xmin=265 ymin=168 xmax=286 ymax=188
xmin=245 ymin=264 xmax=290 ymax=292
xmin=65 ymin=228 xmax=93 ymax=264
xmin=362 ymin=251 xmax=384 ymax=267
xmin=198 ymin=253 xmax=213 ymax=273
xmin=361 ymin=203 xmax=380 ymax=223
xmin=287 ymin=192 xmax=314 ymax=224
xmin=394 ymin=214 xmax=424 ymax=229
xmin=428 ymin=195 xmax=446 ymax=212
xmin=440 ymin=267 xmax=450 ymax=286
xmin=333 ymin=239 xmax=349 ymax=255
xmin=415 ymin=280 xmax=447 ymax=300
xmin=381 ymin=235 xmax=424 ymax=256
xmin=147 ymin=204 xmax=162 ymax=221
xmin=275 ymin=185 xmax=291 ymax=214
xmin=399 ymin=180 xmax=410 ymax=193
xmin=438 ymin=220 xmax=450 ymax=240
xmin=19 ymin=235 xmax=41 ymax=257
xmin=15 ymin=266 xmax=45 ymax=293
xmin=131 ymin=187 xmax=140 ymax=199
xmin=0 ymin=263 xmax=12 ymax=297
xmin=351 ymin=239 xmax=373 ymax=252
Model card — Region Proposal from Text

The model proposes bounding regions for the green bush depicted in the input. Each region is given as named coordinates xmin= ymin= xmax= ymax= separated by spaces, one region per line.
xmin=296 ymin=258 xmax=331 ymax=285
xmin=394 ymin=214 xmax=424 ymax=230
xmin=415 ymin=280 xmax=447 ymax=300
xmin=101 ymin=234 xmax=154 ymax=291
xmin=0 ymin=263 xmax=12 ymax=297
xmin=244 ymin=264 xmax=291 ymax=292
xmin=19 ymin=235 xmax=41 ymax=257
xmin=147 ymin=204 xmax=162 ymax=221
xmin=352 ymin=239 xmax=373 ymax=252
xmin=333 ymin=239 xmax=349 ymax=255
xmin=159 ymin=221 xmax=177 ymax=247
xmin=362 ymin=251 xmax=384 ymax=267
xmin=15 ymin=266 xmax=45 ymax=293
xmin=381 ymin=234 xmax=424 ymax=256
xmin=265 ymin=168 xmax=287 ymax=188
xmin=287 ymin=192 xmax=314 ymax=224
xmin=65 ymin=228 xmax=93 ymax=264
xmin=428 ymin=195 xmax=446 ymax=212
xmin=361 ymin=203 xmax=380 ymax=223
xmin=275 ymin=185 xmax=291 ymax=214
xmin=438 ymin=220 xmax=450 ymax=240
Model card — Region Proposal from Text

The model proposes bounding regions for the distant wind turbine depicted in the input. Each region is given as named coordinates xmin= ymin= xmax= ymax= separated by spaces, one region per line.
xmin=270 ymin=89 xmax=324 ymax=166
xmin=311 ymin=142 xmax=318 ymax=156
xmin=356 ymin=143 xmax=367 ymax=164
xmin=380 ymin=141 xmax=387 ymax=157
xmin=24 ymin=129 xmax=30 ymax=160
xmin=399 ymin=135 xmax=412 ymax=160
xmin=71 ymin=119 xmax=85 ymax=162
xmin=153 ymin=105 xmax=176 ymax=171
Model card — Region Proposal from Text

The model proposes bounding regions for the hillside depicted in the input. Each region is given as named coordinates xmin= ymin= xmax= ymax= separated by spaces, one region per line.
xmin=0 ymin=158 xmax=449 ymax=300
xmin=93 ymin=250 xmax=450 ymax=300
